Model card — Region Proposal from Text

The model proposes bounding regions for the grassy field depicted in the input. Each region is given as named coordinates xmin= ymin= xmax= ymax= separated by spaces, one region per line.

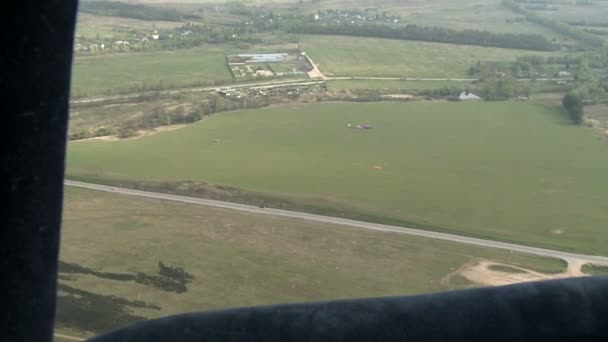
xmin=57 ymin=187 xmax=566 ymax=335
xmin=327 ymin=80 xmax=472 ymax=91
xmin=582 ymin=264 xmax=608 ymax=276
xmin=527 ymin=2 xmax=608 ymax=24
xmin=75 ymin=13 xmax=183 ymax=40
xmin=71 ymin=47 xmax=232 ymax=96
xmin=299 ymin=35 xmax=558 ymax=78
xmin=66 ymin=101 xmax=608 ymax=255
xmin=395 ymin=0 xmax=565 ymax=38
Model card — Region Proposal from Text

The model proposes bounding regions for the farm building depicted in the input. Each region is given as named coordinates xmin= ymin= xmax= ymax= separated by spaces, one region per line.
xmin=459 ymin=92 xmax=482 ymax=101
xmin=228 ymin=53 xmax=288 ymax=64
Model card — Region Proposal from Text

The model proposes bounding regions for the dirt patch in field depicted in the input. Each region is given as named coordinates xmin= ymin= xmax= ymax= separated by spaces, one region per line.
xmin=381 ymin=94 xmax=414 ymax=99
xmin=128 ymin=124 xmax=188 ymax=140
xmin=73 ymin=135 xmax=120 ymax=142
xmin=456 ymin=260 xmax=586 ymax=287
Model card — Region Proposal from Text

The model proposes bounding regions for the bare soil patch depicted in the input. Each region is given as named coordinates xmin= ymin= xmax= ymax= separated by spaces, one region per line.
xmin=458 ymin=260 xmax=586 ymax=287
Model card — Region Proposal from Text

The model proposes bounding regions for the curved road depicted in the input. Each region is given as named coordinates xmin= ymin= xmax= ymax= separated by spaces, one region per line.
xmin=65 ymin=180 xmax=608 ymax=267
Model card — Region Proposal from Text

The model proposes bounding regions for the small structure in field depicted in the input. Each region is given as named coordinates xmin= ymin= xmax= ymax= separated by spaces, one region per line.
xmin=459 ymin=92 xmax=482 ymax=101
xmin=347 ymin=123 xmax=372 ymax=129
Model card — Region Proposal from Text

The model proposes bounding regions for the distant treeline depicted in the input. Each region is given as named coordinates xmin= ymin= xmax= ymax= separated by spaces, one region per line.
xmin=502 ymin=0 xmax=604 ymax=48
xmin=80 ymin=1 xmax=183 ymax=21
xmin=288 ymin=23 xmax=556 ymax=51
xmin=566 ymin=20 xmax=608 ymax=28
xmin=583 ymin=28 xmax=608 ymax=36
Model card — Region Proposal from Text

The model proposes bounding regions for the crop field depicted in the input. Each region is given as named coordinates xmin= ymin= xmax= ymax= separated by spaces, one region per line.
xmin=56 ymin=187 xmax=566 ymax=335
xmin=71 ymin=48 xmax=232 ymax=96
xmin=66 ymin=101 xmax=608 ymax=255
xmin=298 ymin=35 xmax=558 ymax=78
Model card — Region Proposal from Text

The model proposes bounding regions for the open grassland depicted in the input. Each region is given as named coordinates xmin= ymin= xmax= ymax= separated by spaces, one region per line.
xmin=528 ymin=2 xmax=608 ymax=24
xmin=76 ymin=13 xmax=183 ymax=39
xmin=299 ymin=35 xmax=558 ymax=78
xmin=582 ymin=264 xmax=608 ymax=276
xmin=394 ymin=0 xmax=565 ymax=38
xmin=71 ymin=48 xmax=232 ymax=96
xmin=57 ymin=187 xmax=566 ymax=335
xmin=66 ymin=101 xmax=608 ymax=255
xmin=285 ymin=0 xmax=570 ymax=40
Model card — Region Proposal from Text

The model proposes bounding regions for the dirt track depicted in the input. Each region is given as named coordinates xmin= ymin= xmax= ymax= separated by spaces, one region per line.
xmin=458 ymin=260 xmax=588 ymax=287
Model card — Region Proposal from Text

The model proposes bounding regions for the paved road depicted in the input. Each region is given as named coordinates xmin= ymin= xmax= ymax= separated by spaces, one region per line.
xmin=65 ymin=180 xmax=608 ymax=267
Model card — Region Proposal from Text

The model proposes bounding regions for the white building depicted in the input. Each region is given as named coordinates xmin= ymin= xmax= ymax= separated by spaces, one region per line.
xmin=459 ymin=92 xmax=482 ymax=101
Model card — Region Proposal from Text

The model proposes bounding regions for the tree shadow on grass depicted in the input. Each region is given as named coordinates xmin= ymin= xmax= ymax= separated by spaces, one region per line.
xmin=58 ymin=260 xmax=194 ymax=293
xmin=56 ymin=283 xmax=160 ymax=334
xmin=56 ymin=261 xmax=196 ymax=332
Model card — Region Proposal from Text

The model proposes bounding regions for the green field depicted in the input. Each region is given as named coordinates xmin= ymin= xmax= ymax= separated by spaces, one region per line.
xmin=57 ymin=187 xmax=565 ymax=335
xmin=71 ymin=47 xmax=232 ymax=96
xmin=299 ymin=35 xmax=558 ymax=78
xmin=75 ymin=13 xmax=183 ymax=40
xmin=582 ymin=264 xmax=608 ymax=276
xmin=66 ymin=101 xmax=608 ymax=255
xmin=327 ymin=80 xmax=471 ymax=91
xmin=307 ymin=0 xmax=569 ymax=38
xmin=399 ymin=0 xmax=565 ymax=38
xmin=527 ymin=2 xmax=608 ymax=24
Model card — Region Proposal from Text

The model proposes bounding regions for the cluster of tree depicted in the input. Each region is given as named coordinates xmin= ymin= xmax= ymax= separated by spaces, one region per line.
xmin=143 ymin=22 xmax=266 ymax=50
xmin=502 ymin=0 xmax=604 ymax=48
xmin=562 ymin=92 xmax=585 ymax=124
xmin=80 ymin=1 xmax=183 ymax=21
xmin=288 ymin=23 xmax=555 ymax=51
xmin=524 ymin=4 xmax=559 ymax=10
xmin=417 ymin=86 xmax=463 ymax=98
xmin=68 ymin=94 xmax=280 ymax=141
xmin=560 ymin=53 xmax=608 ymax=124
xmin=477 ymin=76 xmax=531 ymax=100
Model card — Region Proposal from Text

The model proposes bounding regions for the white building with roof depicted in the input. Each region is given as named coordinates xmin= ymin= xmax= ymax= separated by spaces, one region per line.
xmin=459 ymin=92 xmax=482 ymax=101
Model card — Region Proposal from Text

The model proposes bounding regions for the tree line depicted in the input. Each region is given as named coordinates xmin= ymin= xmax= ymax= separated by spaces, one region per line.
xmin=287 ymin=23 xmax=556 ymax=51
xmin=80 ymin=1 xmax=183 ymax=22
